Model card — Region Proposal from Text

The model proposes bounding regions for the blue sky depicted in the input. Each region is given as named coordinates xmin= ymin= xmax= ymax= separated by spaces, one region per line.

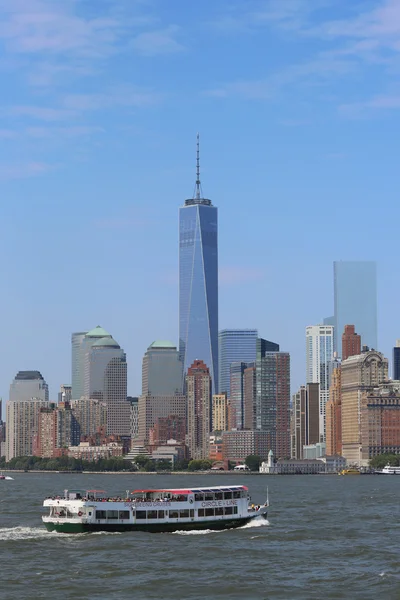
xmin=0 ymin=0 xmax=399 ymax=404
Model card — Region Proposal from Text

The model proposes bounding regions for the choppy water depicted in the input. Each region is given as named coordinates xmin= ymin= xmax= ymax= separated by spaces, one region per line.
xmin=0 ymin=473 xmax=399 ymax=599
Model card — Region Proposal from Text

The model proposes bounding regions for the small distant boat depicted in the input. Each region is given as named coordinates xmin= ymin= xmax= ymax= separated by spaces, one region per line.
xmin=378 ymin=465 xmax=400 ymax=475
xmin=0 ymin=473 xmax=13 ymax=480
xmin=338 ymin=468 xmax=360 ymax=476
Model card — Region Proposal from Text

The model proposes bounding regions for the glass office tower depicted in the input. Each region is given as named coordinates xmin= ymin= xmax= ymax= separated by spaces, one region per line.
xmin=334 ymin=261 xmax=377 ymax=354
xmin=218 ymin=329 xmax=258 ymax=395
xmin=179 ymin=136 xmax=218 ymax=394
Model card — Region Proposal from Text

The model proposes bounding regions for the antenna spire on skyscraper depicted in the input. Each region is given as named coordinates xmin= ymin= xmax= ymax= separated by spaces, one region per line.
xmin=195 ymin=132 xmax=202 ymax=200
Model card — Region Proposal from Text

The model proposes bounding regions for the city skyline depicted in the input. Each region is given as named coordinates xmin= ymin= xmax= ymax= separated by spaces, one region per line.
xmin=0 ymin=0 xmax=399 ymax=403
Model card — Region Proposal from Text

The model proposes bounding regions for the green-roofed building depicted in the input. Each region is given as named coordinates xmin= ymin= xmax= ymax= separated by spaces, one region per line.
xmin=142 ymin=340 xmax=182 ymax=396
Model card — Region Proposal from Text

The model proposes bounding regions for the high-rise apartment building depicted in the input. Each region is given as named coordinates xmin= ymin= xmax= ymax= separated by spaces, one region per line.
xmin=243 ymin=364 xmax=256 ymax=430
xmin=306 ymin=325 xmax=334 ymax=442
xmin=6 ymin=398 xmax=50 ymax=461
xmin=179 ymin=136 xmax=218 ymax=394
xmin=212 ymin=393 xmax=228 ymax=432
xmin=142 ymin=341 xmax=182 ymax=395
xmin=290 ymin=383 xmax=319 ymax=459
xmin=341 ymin=350 xmax=388 ymax=465
xmin=218 ymin=329 xmax=258 ymax=395
xmin=186 ymin=359 xmax=212 ymax=459
xmin=342 ymin=325 xmax=361 ymax=361
xmin=128 ymin=397 xmax=139 ymax=440
xmin=230 ymin=361 xmax=254 ymax=430
xmin=71 ymin=397 xmax=107 ymax=437
xmin=254 ymin=339 xmax=290 ymax=459
xmin=9 ymin=371 xmax=49 ymax=403
xmin=393 ymin=340 xmax=400 ymax=380
xmin=334 ymin=261 xmax=377 ymax=354
xmin=35 ymin=402 xmax=80 ymax=458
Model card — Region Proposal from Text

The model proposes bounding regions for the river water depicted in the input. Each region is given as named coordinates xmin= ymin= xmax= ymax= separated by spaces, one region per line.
xmin=0 ymin=473 xmax=399 ymax=599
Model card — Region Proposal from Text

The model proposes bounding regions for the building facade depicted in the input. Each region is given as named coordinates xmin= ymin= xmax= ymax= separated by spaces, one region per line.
xmin=222 ymin=430 xmax=271 ymax=462
xmin=58 ymin=384 xmax=72 ymax=404
xmin=290 ymin=383 xmax=320 ymax=459
xmin=128 ymin=397 xmax=139 ymax=440
xmin=342 ymin=325 xmax=361 ymax=361
xmin=341 ymin=350 xmax=388 ymax=465
xmin=186 ymin=359 xmax=212 ymax=459
xmin=360 ymin=382 xmax=400 ymax=461
xmin=71 ymin=326 xmax=112 ymax=401
xmin=393 ymin=340 xmax=400 ymax=380
xmin=325 ymin=366 xmax=342 ymax=457
xmin=212 ymin=393 xmax=228 ymax=432
xmin=306 ymin=325 xmax=334 ymax=442
xmin=138 ymin=395 xmax=187 ymax=444
xmin=142 ymin=341 xmax=182 ymax=396
xmin=6 ymin=399 xmax=50 ymax=461
xmin=179 ymin=137 xmax=218 ymax=394
xmin=334 ymin=261 xmax=377 ymax=354
xmin=71 ymin=397 xmax=107 ymax=437
xmin=218 ymin=329 xmax=258 ymax=396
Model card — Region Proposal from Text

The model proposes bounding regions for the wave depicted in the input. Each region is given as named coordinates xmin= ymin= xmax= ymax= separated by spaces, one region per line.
xmin=0 ymin=527 xmax=61 ymax=541
xmin=171 ymin=528 xmax=226 ymax=536
xmin=240 ymin=517 xmax=270 ymax=529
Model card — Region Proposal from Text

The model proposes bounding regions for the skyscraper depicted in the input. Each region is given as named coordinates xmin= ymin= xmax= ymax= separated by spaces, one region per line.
xmin=218 ymin=329 xmax=258 ymax=395
xmin=393 ymin=340 xmax=400 ymax=380
xmin=306 ymin=325 xmax=334 ymax=442
xmin=83 ymin=335 xmax=129 ymax=436
xmin=179 ymin=135 xmax=218 ymax=394
xmin=290 ymin=383 xmax=319 ymax=459
xmin=6 ymin=399 xmax=50 ymax=461
xmin=142 ymin=341 xmax=182 ymax=396
xmin=230 ymin=361 xmax=251 ymax=430
xmin=334 ymin=261 xmax=377 ymax=353
xmin=9 ymin=371 xmax=49 ymax=403
xmin=212 ymin=393 xmax=228 ymax=432
xmin=186 ymin=359 xmax=212 ymax=459
xmin=72 ymin=327 xmax=112 ymax=400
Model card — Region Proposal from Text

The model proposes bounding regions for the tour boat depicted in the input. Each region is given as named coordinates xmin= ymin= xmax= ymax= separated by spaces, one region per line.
xmin=42 ymin=485 xmax=269 ymax=533
xmin=0 ymin=473 xmax=13 ymax=480
xmin=378 ymin=465 xmax=400 ymax=475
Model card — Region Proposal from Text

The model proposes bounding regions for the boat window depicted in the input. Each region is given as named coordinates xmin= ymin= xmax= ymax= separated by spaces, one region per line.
xmin=158 ymin=510 xmax=165 ymax=519
xmin=119 ymin=511 xmax=130 ymax=520
xmin=88 ymin=512 xmax=92 ymax=517
xmin=224 ymin=507 xmax=233 ymax=515
xmin=96 ymin=510 xmax=107 ymax=519
xmin=198 ymin=509 xmax=205 ymax=517
xmin=233 ymin=506 xmax=238 ymax=515
xmin=107 ymin=510 xmax=119 ymax=520
xmin=190 ymin=509 xmax=194 ymax=518
xmin=223 ymin=492 xmax=232 ymax=500
xmin=169 ymin=511 xmax=179 ymax=519
xmin=215 ymin=492 xmax=223 ymax=501
xmin=194 ymin=493 xmax=203 ymax=502
xmin=241 ymin=491 xmax=247 ymax=498
xmin=136 ymin=511 xmax=147 ymax=520
xmin=215 ymin=507 xmax=223 ymax=516
xmin=180 ymin=510 xmax=189 ymax=518
xmin=205 ymin=493 xmax=214 ymax=501
xmin=147 ymin=511 xmax=157 ymax=519
xmin=205 ymin=508 xmax=214 ymax=517
xmin=233 ymin=491 xmax=241 ymax=499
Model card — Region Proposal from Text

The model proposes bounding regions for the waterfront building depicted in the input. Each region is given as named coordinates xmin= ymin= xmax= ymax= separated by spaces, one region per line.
xmin=68 ymin=440 xmax=123 ymax=461
xmin=179 ymin=135 xmax=218 ymax=394
xmin=290 ymin=383 xmax=319 ymax=459
xmin=138 ymin=395 xmax=187 ymax=445
xmin=84 ymin=334 xmax=129 ymax=436
xmin=218 ymin=329 xmax=258 ymax=396
xmin=142 ymin=341 xmax=182 ymax=396
xmin=212 ymin=393 xmax=228 ymax=432
xmin=222 ymin=430 xmax=271 ymax=462
xmin=9 ymin=371 xmax=49 ymax=403
xmin=6 ymin=398 xmax=50 ymax=461
xmin=209 ymin=434 xmax=224 ymax=462
xmin=341 ymin=350 xmax=388 ymax=465
xmin=303 ymin=442 xmax=326 ymax=459
xmin=71 ymin=397 xmax=107 ymax=437
xmin=342 ymin=325 xmax=361 ymax=361
xmin=186 ymin=359 xmax=212 ymax=460
xmin=393 ymin=340 xmax=400 ymax=380
xmin=360 ymin=381 xmax=400 ymax=461
xmin=35 ymin=402 xmax=80 ymax=458
xmin=58 ymin=384 xmax=72 ymax=404
xmin=128 ymin=397 xmax=139 ymax=440
xmin=334 ymin=261 xmax=377 ymax=353
xmin=151 ymin=440 xmax=187 ymax=464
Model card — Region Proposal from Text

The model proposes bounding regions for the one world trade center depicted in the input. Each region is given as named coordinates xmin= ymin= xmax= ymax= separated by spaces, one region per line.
xmin=179 ymin=135 xmax=218 ymax=394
